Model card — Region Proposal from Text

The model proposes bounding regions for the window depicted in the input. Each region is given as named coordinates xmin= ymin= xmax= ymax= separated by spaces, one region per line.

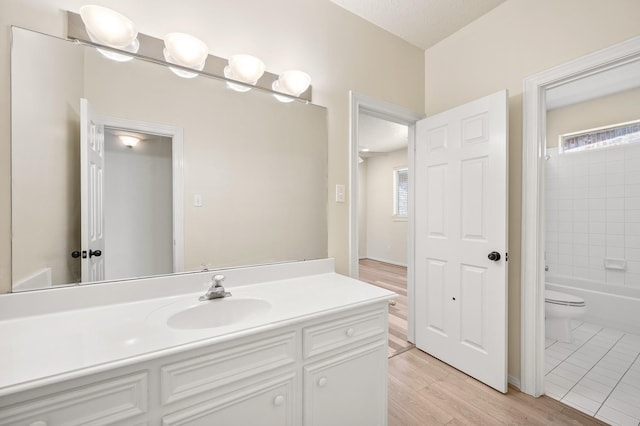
xmin=394 ymin=167 xmax=408 ymax=218
xmin=560 ymin=119 xmax=640 ymax=153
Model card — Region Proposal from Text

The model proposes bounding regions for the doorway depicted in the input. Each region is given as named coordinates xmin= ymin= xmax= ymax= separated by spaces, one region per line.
xmin=95 ymin=112 xmax=185 ymax=279
xmin=348 ymin=92 xmax=424 ymax=351
xmin=521 ymin=37 xmax=640 ymax=423
xmin=103 ymin=129 xmax=173 ymax=280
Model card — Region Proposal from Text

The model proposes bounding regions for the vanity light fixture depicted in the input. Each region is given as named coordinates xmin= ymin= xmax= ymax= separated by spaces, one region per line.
xmin=120 ymin=135 xmax=140 ymax=148
xmin=68 ymin=9 xmax=313 ymax=101
xmin=272 ymin=70 xmax=311 ymax=103
xmin=224 ymin=54 xmax=266 ymax=92
xmin=79 ymin=5 xmax=139 ymax=62
xmin=163 ymin=32 xmax=209 ymax=79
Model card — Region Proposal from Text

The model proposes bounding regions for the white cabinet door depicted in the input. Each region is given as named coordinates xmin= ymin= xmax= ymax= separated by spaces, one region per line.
xmin=303 ymin=342 xmax=387 ymax=426
xmin=162 ymin=374 xmax=296 ymax=426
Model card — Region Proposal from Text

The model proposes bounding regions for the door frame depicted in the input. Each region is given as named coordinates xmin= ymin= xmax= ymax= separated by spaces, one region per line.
xmin=348 ymin=91 xmax=424 ymax=342
xmin=100 ymin=114 xmax=185 ymax=274
xmin=520 ymin=35 xmax=640 ymax=397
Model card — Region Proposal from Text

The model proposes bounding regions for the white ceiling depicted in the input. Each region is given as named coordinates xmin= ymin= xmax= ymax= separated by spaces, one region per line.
xmin=329 ymin=0 xmax=506 ymax=49
xmin=358 ymin=112 xmax=408 ymax=155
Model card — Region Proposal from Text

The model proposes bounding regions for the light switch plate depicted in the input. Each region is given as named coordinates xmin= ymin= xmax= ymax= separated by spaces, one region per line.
xmin=194 ymin=194 xmax=202 ymax=207
xmin=336 ymin=184 xmax=345 ymax=202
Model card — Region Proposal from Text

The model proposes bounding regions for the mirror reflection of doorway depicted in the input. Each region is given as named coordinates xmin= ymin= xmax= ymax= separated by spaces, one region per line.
xmin=103 ymin=129 xmax=173 ymax=281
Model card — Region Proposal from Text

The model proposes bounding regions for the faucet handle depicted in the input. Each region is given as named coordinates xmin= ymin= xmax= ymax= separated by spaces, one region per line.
xmin=213 ymin=274 xmax=225 ymax=287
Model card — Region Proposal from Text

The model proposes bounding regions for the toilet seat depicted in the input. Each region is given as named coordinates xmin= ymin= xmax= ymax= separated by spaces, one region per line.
xmin=545 ymin=290 xmax=585 ymax=307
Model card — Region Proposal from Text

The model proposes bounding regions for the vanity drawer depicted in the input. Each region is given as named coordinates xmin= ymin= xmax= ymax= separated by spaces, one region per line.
xmin=161 ymin=372 xmax=296 ymax=426
xmin=302 ymin=308 xmax=386 ymax=359
xmin=161 ymin=331 xmax=296 ymax=405
xmin=0 ymin=371 xmax=148 ymax=426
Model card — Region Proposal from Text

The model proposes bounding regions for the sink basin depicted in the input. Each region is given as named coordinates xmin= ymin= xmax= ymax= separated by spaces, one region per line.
xmin=166 ymin=298 xmax=271 ymax=330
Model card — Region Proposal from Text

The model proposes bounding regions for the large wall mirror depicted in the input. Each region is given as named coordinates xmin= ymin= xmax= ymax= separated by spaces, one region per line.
xmin=11 ymin=27 xmax=328 ymax=292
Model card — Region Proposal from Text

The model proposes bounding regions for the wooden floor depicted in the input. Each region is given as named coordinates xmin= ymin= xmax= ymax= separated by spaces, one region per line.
xmin=361 ymin=259 xmax=605 ymax=424
xmin=359 ymin=259 xmax=414 ymax=357
xmin=389 ymin=348 xmax=608 ymax=425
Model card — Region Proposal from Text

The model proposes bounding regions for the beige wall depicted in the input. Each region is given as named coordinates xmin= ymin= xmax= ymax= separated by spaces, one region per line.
xmin=363 ymin=149 xmax=408 ymax=266
xmin=547 ymin=86 xmax=640 ymax=148
xmin=11 ymin=27 xmax=83 ymax=286
xmin=0 ymin=0 xmax=425 ymax=293
xmin=424 ymin=0 xmax=640 ymax=381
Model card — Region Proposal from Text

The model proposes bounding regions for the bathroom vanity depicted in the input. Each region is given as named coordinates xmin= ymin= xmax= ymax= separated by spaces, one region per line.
xmin=0 ymin=259 xmax=394 ymax=425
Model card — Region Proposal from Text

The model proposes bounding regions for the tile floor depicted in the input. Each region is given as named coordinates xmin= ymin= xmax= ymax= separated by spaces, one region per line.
xmin=545 ymin=321 xmax=640 ymax=426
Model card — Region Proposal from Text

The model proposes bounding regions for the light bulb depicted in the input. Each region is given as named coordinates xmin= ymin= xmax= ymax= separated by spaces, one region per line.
xmin=80 ymin=5 xmax=138 ymax=48
xmin=163 ymin=33 xmax=208 ymax=78
xmin=120 ymin=135 xmax=139 ymax=148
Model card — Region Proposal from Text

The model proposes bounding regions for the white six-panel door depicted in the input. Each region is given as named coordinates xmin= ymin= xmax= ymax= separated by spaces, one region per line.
xmin=414 ymin=90 xmax=508 ymax=392
xmin=80 ymin=98 xmax=106 ymax=283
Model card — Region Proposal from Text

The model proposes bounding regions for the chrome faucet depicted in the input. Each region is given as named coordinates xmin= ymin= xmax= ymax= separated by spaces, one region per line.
xmin=199 ymin=274 xmax=231 ymax=301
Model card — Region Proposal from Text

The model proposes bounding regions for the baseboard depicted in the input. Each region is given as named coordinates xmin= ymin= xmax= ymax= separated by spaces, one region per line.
xmin=508 ymin=374 xmax=521 ymax=391
xmin=363 ymin=256 xmax=407 ymax=268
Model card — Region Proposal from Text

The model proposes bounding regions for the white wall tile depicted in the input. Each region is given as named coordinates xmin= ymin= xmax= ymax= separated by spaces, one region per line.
xmin=573 ymin=199 xmax=588 ymax=210
xmin=607 ymin=147 xmax=627 ymax=162
xmin=559 ymin=199 xmax=572 ymax=210
xmin=558 ymin=265 xmax=572 ymax=275
xmin=626 ymin=171 xmax=640 ymax=185
xmin=572 ymin=244 xmax=589 ymax=256
xmin=590 ymin=186 xmax=607 ymax=198
xmin=606 ymin=161 xmax=625 ymax=174
xmin=590 ymin=234 xmax=606 ymax=246
xmin=627 ymin=223 xmax=640 ymax=235
xmin=607 ymin=222 xmax=626 ymax=235
xmin=573 ymin=210 xmax=589 ymax=222
xmin=627 ymin=248 xmax=640 ymax=261
xmin=590 ymin=198 xmax=606 ymax=210
xmin=625 ymin=184 xmax=640 ymax=198
xmin=626 ymin=260 xmax=640 ymax=273
xmin=626 ymin=277 xmax=640 ymax=293
xmin=547 ymin=147 xmax=640 ymax=285
xmin=590 ymin=222 xmax=606 ymax=234
xmin=625 ymin=210 xmax=640 ymax=222
xmin=559 ymin=254 xmax=572 ymax=265
xmin=573 ymin=186 xmax=589 ymax=199
xmin=573 ymin=233 xmax=588 ymax=245
xmin=607 ymin=210 xmax=625 ymax=223
xmin=607 ymin=234 xmax=625 ymax=247
xmin=574 ymin=221 xmax=589 ymax=233
xmin=627 ymin=197 xmax=640 ymax=210
xmin=607 ymin=198 xmax=625 ymax=210
xmin=607 ymin=246 xmax=625 ymax=258
xmin=607 ymin=173 xmax=625 ymax=187
xmin=573 ymin=256 xmax=588 ymax=268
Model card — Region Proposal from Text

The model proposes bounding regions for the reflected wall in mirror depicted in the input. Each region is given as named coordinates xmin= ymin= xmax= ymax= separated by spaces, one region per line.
xmin=11 ymin=27 xmax=328 ymax=292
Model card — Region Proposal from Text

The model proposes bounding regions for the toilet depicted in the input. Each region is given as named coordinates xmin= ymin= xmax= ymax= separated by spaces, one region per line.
xmin=545 ymin=289 xmax=587 ymax=343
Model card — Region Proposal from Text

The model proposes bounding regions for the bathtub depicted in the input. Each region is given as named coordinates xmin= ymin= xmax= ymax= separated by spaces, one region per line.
xmin=546 ymin=274 xmax=640 ymax=335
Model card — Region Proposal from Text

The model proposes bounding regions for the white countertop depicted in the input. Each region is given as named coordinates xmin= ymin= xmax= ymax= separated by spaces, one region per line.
xmin=0 ymin=271 xmax=394 ymax=396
